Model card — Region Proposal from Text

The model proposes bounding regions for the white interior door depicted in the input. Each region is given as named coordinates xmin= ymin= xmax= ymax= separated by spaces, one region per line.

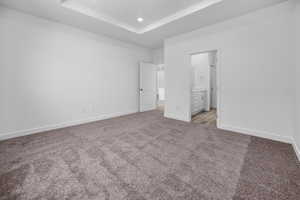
xmin=210 ymin=65 xmax=217 ymax=109
xmin=139 ymin=62 xmax=157 ymax=112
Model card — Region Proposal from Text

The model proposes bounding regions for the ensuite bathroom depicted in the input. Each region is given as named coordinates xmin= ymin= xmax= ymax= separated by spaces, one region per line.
xmin=191 ymin=50 xmax=218 ymax=125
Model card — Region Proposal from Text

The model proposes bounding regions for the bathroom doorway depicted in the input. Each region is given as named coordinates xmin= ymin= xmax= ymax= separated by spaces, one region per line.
xmin=190 ymin=50 xmax=218 ymax=126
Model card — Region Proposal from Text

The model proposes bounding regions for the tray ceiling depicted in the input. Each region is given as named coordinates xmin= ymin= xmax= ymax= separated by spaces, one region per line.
xmin=0 ymin=0 xmax=288 ymax=48
xmin=61 ymin=0 xmax=223 ymax=34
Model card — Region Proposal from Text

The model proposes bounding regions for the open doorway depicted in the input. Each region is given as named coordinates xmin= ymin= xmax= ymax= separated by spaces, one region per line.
xmin=190 ymin=50 xmax=218 ymax=126
xmin=139 ymin=62 xmax=165 ymax=114
xmin=157 ymin=65 xmax=165 ymax=112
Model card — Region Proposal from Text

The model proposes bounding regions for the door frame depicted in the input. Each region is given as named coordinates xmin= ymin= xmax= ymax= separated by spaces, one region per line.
xmin=188 ymin=49 xmax=221 ymax=127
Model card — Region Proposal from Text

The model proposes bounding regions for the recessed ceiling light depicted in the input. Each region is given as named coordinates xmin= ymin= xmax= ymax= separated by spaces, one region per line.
xmin=137 ymin=17 xmax=144 ymax=22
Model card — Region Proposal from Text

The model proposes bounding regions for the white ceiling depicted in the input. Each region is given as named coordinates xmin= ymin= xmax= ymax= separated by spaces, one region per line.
xmin=61 ymin=0 xmax=223 ymax=33
xmin=0 ymin=0 xmax=287 ymax=48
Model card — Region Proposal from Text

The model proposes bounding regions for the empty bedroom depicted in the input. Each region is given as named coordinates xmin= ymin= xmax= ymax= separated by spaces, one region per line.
xmin=0 ymin=0 xmax=299 ymax=200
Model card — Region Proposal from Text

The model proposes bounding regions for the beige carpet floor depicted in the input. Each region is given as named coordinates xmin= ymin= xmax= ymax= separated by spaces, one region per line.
xmin=0 ymin=110 xmax=299 ymax=200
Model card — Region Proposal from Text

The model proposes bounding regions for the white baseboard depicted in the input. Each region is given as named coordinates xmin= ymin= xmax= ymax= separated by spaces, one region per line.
xmin=218 ymin=124 xmax=293 ymax=144
xmin=292 ymin=142 xmax=300 ymax=162
xmin=0 ymin=110 xmax=137 ymax=141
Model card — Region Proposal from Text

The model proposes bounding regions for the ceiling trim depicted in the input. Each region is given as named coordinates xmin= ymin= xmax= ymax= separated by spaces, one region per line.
xmin=61 ymin=0 xmax=223 ymax=34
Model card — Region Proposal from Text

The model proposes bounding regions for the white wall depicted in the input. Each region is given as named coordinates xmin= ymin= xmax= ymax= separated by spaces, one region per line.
xmin=165 ymin=2 xmax=294 ymax=143
xmin=152 ymin=48 xmax=164 ymax=65
xmin=0 ymin=7 xmax=152 ymax=139
xmin=293 ymin=0 xmax=300 ymax=158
